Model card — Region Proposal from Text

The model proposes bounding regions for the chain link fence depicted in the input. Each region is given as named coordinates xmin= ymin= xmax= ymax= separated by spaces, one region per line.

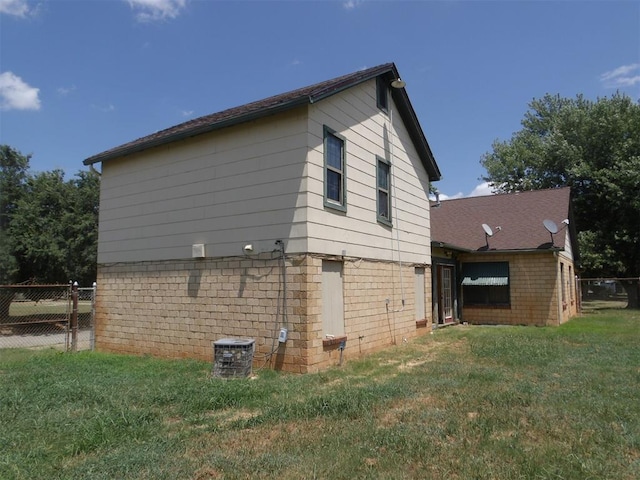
xmin=0 ymin=283 xmax=95 ymax=352
xmin=579 ymin=278 xmax=638 ymax=312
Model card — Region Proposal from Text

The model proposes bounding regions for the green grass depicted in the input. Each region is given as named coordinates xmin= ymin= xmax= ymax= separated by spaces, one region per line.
xmin=8 ymin=300 xmax=92 ymax=317
xmin=1 ymin=309 xmax=638 ymax=479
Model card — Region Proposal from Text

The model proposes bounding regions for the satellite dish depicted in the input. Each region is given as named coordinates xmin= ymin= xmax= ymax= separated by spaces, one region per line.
xmin=482 ymin=223 xmax=494 ymax=237
xmin=543 ymin=219 xmax=558 ymax=234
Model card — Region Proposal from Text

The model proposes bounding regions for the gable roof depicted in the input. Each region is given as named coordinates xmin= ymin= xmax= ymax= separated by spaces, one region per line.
xmin=83 ymin=63 xmax=441 ymax=180
xmin=430 ymin=187 xmax=576 ymax=254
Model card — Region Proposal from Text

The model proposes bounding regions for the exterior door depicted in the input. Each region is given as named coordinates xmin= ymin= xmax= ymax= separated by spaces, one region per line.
xmin=322 ymin=260 xmax=345 ymax=337
xmin=415 ymin=267 xmax=426 ymax=321
xmin=437 ymin=265 xmax=454 ymax=323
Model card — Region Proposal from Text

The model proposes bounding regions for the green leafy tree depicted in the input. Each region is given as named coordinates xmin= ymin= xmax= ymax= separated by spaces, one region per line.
xmin=64 ymin=170 xmax=99 ymax=285
xmin=0 ymin=146 xmax=29 ymax=284
xmin=481 ymin=93 xmax=640 ymax=308
xmin=10 ymin=169 xmax=100 ymax=285
xmin=10 ymin=170 xmax=71 ymax=283
xmin=0 ymin=146 xmax=30 ymax=319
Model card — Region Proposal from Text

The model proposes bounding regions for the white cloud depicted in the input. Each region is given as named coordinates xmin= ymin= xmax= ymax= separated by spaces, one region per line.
xmin=127 ymin=0 xmax=187 ymax=22
xmin=600 ymin=63 xmax=640 ymax=88
xmin=468 ymin=182 xmax=495 ymax=197
xmin=57 ymin=85 xmax=76 ymax=96
xmin=430 ymin=191 xmax=463 ymax=201
xmin=181 ymin=109 xmax=194 ymax=117
xmin=0 ymin=71 xmax=41 ymax=111
xmin=92 ymin=103 xmax=116 ymax=112
xmin=0 ymin=0 xmax=31 ymax=17
xmin=343 ymin=0 xmax=364 ymax=11
xmin=430 ymin=182 xmax=496 ymax=202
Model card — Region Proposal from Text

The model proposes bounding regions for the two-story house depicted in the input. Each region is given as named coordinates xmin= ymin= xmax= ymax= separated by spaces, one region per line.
xmin=84 ymin=63 xmax=441 ymax=373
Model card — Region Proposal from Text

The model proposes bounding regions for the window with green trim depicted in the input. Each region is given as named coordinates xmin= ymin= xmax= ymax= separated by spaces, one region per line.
xmin=324 ymin=126 xmax=346 ymax=211
xmin=376 ymin=156 xmax=392 ymax=226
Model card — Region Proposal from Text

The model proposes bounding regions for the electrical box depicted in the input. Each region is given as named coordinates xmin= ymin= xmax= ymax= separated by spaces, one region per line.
xmin=278 ymin=328 xmax=288 ymax=343
xmin=192 ymin=244 xmax=205 ymax=258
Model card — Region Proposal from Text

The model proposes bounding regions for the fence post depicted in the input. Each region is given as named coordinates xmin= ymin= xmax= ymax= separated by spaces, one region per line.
xmin=90 ymin=281 xmax=97 ymax=351
xmin=71 ymin=281 xmax=78 ymax=352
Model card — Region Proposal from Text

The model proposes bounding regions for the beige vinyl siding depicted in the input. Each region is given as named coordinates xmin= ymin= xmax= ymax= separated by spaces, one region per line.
xmin=98 ymin=108 xmax=309 ymax=263
xmin=559 ymin=229 xmax=573 ymax=261
xmin=306 ymin=80 xmax=431 ymax=264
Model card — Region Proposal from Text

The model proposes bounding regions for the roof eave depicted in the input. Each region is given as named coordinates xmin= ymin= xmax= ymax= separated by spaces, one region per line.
xmin=391 ymin=88 xmax=441 ymax=181
xmin=468 ymin=247 xmax=565 ymax=255
xmin=431 ymin=241 xmax=565 ymax=255
xmin=83 ymin=97 xmax=310 ymax=166
xmin=431 ymin=241 xmax=472 ymax=253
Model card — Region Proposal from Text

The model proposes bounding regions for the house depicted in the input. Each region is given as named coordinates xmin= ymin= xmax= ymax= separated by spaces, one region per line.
xmin=84 ymin=63 xmax=441 ymax=373
xmin=430 ymin=187 xmax=579 ymax=327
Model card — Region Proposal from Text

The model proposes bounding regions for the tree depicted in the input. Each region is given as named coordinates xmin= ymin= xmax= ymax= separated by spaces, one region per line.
xmin=481 ymin=93 xmax=640 ymax=308
xmin=0 ymin=145 xmax=29 ymax=284
xmin=1 ymin=146 xmax=30 ymax=319
xmin=64 ymin=170 xmax=99 ymax=285
xmin=9 ymin=169 xmax=100 ymax=285
xmin=10 ymin=170 xmax=72 ymax=284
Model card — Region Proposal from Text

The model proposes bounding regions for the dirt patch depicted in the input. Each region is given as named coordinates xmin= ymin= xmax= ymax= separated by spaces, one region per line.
xmin=192 ymin=468 xmax=223 ymax=480
xmin=378 ymin=395 xmax=442 ymax=427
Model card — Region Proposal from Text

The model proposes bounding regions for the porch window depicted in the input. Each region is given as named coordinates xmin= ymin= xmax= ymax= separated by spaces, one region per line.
xmin=376 ymin=156 xmax=392 ymax=226
xmin=462 ymin=262 xmax=510 ymax=306
xmin=324 ymin=126 xmax=346 ymax=211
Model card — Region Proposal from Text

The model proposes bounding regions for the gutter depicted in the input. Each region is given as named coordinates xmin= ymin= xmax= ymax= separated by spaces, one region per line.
xmin=431 ymin=241 xmax=564 ymax=255
xmin=431 ymin=241 xmax=471 ymax=253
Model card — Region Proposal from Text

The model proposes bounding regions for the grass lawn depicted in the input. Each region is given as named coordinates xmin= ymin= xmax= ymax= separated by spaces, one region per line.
xmin=1 ymin=309 xmax=638 ymax=479
xmin=8 ymin=300 xmax=92 ymax=317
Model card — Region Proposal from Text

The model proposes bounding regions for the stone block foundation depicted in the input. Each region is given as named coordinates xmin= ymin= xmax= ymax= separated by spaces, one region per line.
xmin=95 ymin=253 xmax=432 ymax=373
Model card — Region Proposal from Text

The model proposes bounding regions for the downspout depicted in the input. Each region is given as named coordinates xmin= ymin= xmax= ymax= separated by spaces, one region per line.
xmin=275 ymin=240 xmax=287 ymax=331
xmin=554 ymin=251 xmax=562 ymax=326
xmin=389 ymin=91 xmax=405 ymax=314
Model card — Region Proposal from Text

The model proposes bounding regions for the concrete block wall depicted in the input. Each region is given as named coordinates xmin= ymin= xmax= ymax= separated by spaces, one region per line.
xmin=95 ymin=253 xmax=309 ymax=371
xmin=95 ymin=254 xmax=433 ymax=373
xmin=461 ymin=252 xmax=576 ymax=326
xmin=302 ymin=256 xmax=432 ymax=372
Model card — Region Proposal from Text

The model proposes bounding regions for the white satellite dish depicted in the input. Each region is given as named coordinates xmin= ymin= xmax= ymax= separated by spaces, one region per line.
xmin=543 ymin=219 xmax=558 ymax=234
xmin=482 ymin=223 xmax=494 ymax=237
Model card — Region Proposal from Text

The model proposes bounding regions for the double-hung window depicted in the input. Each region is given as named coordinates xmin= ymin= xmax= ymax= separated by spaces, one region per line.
xmin=376 ymin=156 xmax=392 ymax=226
xmin=324 ymin=126 xmax=346 ymax=211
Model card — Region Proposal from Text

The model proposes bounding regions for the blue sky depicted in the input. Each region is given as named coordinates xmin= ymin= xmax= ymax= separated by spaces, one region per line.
xmin=1 ymin=0 xmax=638 ymax=198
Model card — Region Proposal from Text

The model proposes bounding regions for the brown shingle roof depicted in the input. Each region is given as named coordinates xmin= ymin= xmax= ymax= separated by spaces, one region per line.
xmin=83 ymin=63 xmax=441 ymax=180
xmin=430 ymin=187 xmax=574 ymax=252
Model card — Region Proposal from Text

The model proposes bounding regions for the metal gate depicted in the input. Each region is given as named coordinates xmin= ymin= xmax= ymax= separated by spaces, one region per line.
xmin=0 ymin=282 xmax=96 ymax=352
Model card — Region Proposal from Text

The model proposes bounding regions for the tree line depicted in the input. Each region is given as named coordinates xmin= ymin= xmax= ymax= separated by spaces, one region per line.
xmin=0 ymin=145 xmax=99 ymax=287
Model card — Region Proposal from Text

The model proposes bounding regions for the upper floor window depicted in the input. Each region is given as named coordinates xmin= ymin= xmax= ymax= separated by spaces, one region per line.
xmin=376 ymin=156 xmax=392 ymax=226
xmin=376 ymin=77 xmax=388 ymax=113
xmin=324 ymin=126 xmax=347 ymax=211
